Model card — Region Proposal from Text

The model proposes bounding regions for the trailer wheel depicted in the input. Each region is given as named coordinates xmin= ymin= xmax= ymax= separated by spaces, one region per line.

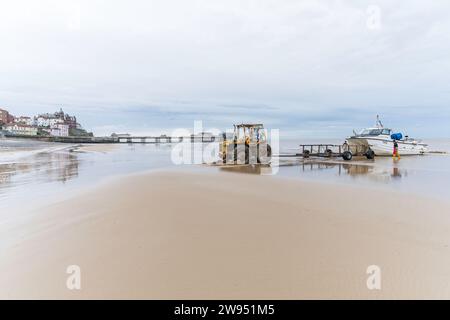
xmin=366 ymin=149 xmax=375 ymax=160
xmin=303 ymin=150 xmax=310 ymax=158
xmin=342 ymin=151 xmax=353 ymax=161
xmin=325 ymin=149 xmax=333 ymax=157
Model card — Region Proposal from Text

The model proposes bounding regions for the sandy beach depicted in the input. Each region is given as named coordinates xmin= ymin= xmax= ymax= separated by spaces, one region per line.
xmin=1 ymin=169 xmax=450 ymax=299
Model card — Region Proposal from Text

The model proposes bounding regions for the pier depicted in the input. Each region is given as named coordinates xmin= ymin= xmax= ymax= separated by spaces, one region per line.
xmin=116 ymin=135 xmax=216 ymax=144
xmin=1 ymin=133 xmax=217 ymax=144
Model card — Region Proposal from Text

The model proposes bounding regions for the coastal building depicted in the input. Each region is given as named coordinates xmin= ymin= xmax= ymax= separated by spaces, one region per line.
xmin=63 ymin=113 xmax=78 ymax=130
xmin=3 ymin=123 xmax=38 ymax=136
xmin=50 ymin=108 xmax=78 ymax=128
xmin=2 ymin=107 xmax=90 ymax=137
xmin=0 ymin=108 xmax=8 ymax=124
xmin=35 ymin=108 xmax=79 ymax=129
xmin=35 ymin=115 xmax=63 ymax=127
xmin=39 ymin=128 xmax=51 ymax=136
xmin=35 ymin=115 xmax=50 ymax=127
xmin=50 ymin=123 xmax=70 ymax=137
xmin=0 ymin=108 xmax=14 ymax=124
xmin=15 ymin=116 xmax=34 ymax=126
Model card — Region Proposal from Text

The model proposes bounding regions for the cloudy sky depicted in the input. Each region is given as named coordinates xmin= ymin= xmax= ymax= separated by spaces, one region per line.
xmin=1 ymin=0 xmax=450 ymax=137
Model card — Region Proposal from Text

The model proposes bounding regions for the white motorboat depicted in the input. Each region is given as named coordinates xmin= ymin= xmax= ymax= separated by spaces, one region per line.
xmin=347 ymin=116 xmax=428 ymax=156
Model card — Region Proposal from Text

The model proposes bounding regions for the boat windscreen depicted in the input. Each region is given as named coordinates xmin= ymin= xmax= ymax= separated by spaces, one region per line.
xmin=359 ymin=129 xmax=383 ymax=136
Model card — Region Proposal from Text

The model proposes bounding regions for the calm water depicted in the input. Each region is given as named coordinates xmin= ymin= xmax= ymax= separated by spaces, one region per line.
xmin=1 ymin=138 xmax=450 ymax=214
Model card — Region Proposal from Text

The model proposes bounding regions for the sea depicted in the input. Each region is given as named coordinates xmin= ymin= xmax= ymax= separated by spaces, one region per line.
xmin=1 ymin=137 xmax=450 ymax=214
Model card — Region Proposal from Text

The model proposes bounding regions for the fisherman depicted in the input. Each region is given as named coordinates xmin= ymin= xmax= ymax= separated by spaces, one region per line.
xmin=342 ymin=140 xmax=349 ymax=152
xmin=393 ymin=140 xmax=400 ymax=159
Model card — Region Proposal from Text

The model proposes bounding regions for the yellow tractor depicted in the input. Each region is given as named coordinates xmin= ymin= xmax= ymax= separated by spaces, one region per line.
xmin=220 ymin=123 xmax=272 ymax=164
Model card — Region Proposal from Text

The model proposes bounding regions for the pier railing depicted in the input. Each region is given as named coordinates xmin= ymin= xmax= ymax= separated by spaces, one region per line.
xmin=1 ymin=134 xmax=217 ymax=144
xmin=116 ymin=135 xmax=216 ymax=144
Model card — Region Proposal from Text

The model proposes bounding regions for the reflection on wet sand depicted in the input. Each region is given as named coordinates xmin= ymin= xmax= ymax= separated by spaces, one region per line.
xmin=216 ymin=159 xmax=408 ymax=182
xmin=391 ymin=167 xmax=403 ymax=178
xmin=342 ymin=163 xmax=371 ymax=175
xmin=299 ymin=160 xmax=407 ymax=183
xmin=219 ymin=164 xmax=273 ymax=175
xmin=0 ymin=151 xmax=80 ymax=193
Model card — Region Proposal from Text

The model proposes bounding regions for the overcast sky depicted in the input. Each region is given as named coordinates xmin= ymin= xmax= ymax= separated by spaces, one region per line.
xmin=1 ymin=0 xmax=450 ymax=137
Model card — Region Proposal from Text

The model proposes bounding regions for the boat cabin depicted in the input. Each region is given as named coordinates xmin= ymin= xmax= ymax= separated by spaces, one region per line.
xmin=358 ymin=127 xmax=392 ymax=137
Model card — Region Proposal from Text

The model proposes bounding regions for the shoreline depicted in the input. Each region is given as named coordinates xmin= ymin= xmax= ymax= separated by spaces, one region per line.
xmin=0 ymin=134 xmax=116 ymax=144
xmin=1 ymin=169 xmax=450 ymax=299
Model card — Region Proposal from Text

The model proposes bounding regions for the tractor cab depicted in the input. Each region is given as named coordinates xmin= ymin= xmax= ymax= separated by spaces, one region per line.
xmin=232 ymin=124 xmax=267 ymax=144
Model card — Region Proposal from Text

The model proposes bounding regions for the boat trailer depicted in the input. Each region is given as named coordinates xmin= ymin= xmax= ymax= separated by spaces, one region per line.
xmin=279 ymin=144 xmax=375 ymax=161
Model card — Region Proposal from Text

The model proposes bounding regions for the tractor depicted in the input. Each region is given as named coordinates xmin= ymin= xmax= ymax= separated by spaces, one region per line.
xmin=220 ymin=124 xmax=272 ymax=165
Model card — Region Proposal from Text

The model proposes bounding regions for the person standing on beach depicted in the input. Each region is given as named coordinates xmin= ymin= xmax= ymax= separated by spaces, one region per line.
xmin=393 ymin=140 xmax=400 ymax=159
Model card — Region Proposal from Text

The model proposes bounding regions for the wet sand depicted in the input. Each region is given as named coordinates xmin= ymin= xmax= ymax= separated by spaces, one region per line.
xmin=1 ymin=170 xmax=450 ymax=299
xmin=73 ymin=144 xmax=119 ymax=153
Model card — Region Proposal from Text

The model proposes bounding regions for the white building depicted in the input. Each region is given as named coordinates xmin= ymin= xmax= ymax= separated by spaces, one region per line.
xmin=15 ymin=116 xmax=35 ymax=126
xmin=36 ymin=115 xmax=66 ymax=127
xmin=50 ymin=118 xmax=63 ymax=126
xmin=50 ymin=123 xmax=69 ymax=137
xmin=4 ymin=124 xmax=38 ymax=136
xmin=35 ymin=116 xmax=50 ymax=127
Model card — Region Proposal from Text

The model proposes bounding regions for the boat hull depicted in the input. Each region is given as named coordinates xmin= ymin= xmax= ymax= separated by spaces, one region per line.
xmin=348 ymin=137 xmax=427 ymax=156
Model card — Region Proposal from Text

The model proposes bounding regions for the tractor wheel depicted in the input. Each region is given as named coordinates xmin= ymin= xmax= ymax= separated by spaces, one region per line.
xmin=257 ymin=144 xmax=272 ymax=164
xmin=235 ymin=144 xmax=249 ymax=164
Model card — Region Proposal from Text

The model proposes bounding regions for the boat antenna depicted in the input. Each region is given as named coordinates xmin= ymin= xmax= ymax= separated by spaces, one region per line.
xmin=376 ymin=115 xmax=383 ymax=128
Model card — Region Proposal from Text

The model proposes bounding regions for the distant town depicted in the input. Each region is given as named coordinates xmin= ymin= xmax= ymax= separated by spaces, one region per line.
xmin=0 ymin=107 xmax=92 ymax=138
xmin=0 ymin=106 xmax=217 ymax=144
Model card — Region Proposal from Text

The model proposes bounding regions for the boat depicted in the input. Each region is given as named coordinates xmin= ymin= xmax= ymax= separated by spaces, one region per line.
xmin=346 ymin=116 xmax=428 ymax=156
